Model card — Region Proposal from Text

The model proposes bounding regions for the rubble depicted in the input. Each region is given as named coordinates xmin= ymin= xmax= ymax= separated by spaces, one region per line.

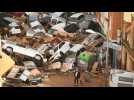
xmin=23 ymin=61 xmax=37 ymax=69
xmin=0 ymin=12 xmax=107 ymax=87
xmin=109 ymin=69 xmax=134 ymax=87
xmin=61 ymin=63 xmax=73 ymax=72
xmin=48 ymin=62 xmax=61 ymax=70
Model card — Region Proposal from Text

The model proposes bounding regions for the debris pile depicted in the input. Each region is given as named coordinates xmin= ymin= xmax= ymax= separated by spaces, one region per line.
xmin=0 ymin=12 xmax=107 ymax=87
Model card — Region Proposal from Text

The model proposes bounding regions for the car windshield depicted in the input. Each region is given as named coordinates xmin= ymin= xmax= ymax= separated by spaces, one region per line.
xmin=48 ymin=29 xmax=56 ymax=34
xmin=59 ymin=42 xmax=65 ymax=48
xmin=53 ymin=42 xmax=65 ymax=52
xmin=68 ymin=51 xmax=76 ymax=57
xmin=78 ymin=15 xmax=84 ymax=20
xmin=15 ymin=26 xmax=20 ymax=29
xmin=69 ymin=17 xmax=77 ymax=22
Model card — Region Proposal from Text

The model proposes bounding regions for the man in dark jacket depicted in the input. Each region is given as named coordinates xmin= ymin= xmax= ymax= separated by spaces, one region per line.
xmin=74 ymin=68 xmax=81 ymax=85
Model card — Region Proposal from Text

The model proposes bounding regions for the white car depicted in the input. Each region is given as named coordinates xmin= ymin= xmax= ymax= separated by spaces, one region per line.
xmin=10 ymin=27 xmax=21 ymax=35
xmin=37 ymin=44 xmax=52 ymax=55
xmin=69 ymin=44 xmax=85 ymax=53
xmin=49 ymin=41 xmax=72 ymax=62
xmin=1 ymin=40 xmax=47 ymax=66
xmin=30 ymin=21 xmax=46 ymax=34
xmin=49 ymin=12 xmax=66 ymax=26
xmin=51 ymin=22 xmax=66 ymax=32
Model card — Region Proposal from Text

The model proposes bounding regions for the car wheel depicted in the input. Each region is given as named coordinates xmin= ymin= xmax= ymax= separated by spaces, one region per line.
xmin=34 ymin=55 xmax=42 ymax=61
xmin=34 ymin=55 xmax=43 ymax=67
xmin=6 ymin=47 xmax=13 ymax=54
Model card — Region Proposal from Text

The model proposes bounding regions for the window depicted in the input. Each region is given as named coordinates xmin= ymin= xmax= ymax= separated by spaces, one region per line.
xmin=51 ymin=19 xmax=57 ymax=25
xmin=78 ymin=15 xmax=84 ymax=20
xmin=54 ymin=46 xmax=58 ymax=52
xmin=60 ymin=13 xmax=66 ymax=18
xmin=59 ymin=42 xmax=65 ymax=48
xmin=95 ymin=35 xmax=101 ymax=40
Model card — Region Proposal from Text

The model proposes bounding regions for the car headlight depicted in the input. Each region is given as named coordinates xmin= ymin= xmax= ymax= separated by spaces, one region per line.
xmin=43 ymin=59 xmax=47 ymax=63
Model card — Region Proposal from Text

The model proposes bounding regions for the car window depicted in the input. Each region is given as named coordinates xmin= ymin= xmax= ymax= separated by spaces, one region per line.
xmin=15 ymin=26 xmax=20 ymax=29
xmin=54 ymin=46 xmax=58 ymax=52
xmin=51 ymin=19 xmax=57 ymax=25
xmin=60 ymin=13 xmax=66 ymax=18
xmin=59 ymin=42 xmax=65 ymax=48
xmin=32 ymin=25 xmax=40 ymax=29
xmin=69 ymin=17 xmax=76 ymax=22
xmin=95 ymin=35 xmax=101 ymax=39
xmin=78 ymin=15 xmax=84 ymax=20
xmin=48 ymin=29 xmax=56 ymax=34
xmin=57 ymin=21 xmax=62 ymax=24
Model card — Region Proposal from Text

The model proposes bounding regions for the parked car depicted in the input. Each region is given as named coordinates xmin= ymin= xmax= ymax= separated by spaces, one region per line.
xmin=1 ymin=40 xmax=47 ymax=66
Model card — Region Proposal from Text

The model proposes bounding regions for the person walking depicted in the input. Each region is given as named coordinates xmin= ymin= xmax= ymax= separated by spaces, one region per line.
xmin=74 ymin=68 xmax=81 ymax=86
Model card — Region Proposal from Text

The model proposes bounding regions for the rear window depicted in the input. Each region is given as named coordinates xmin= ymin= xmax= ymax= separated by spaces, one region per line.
xmin=95 ymin=35 xmax=101 ymax=39
xmin=59 ymin=42 xmax=65 ymax=48
xmin=54 ymin=46 xmax=58 ymax=52
xmin=51 ymin=19 xmax=57 ymax=25
xmin=77 ymin=15 xmax=84 ymax=20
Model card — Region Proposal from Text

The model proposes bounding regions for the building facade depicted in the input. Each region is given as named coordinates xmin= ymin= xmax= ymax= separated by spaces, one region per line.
xmin=96 ymin=12 xmax=123 ymax=40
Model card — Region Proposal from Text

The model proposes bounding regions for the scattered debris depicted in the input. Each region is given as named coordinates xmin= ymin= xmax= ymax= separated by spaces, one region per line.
xmin=48 ymin=62 xmax=61 ymax=70
xmin=23 ymin=61 xmax=37 ymax=69
xmin=109 ymin=69 xmax=134 ymax=87
xmin=61 ymin=63 xmax=73 ymax=72
xmin=0 ymin=12 xmax=106 ymax=87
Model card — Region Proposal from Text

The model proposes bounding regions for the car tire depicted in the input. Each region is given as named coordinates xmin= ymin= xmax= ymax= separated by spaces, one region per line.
xmin=34 ymin=55 xmax=42 ymax=60
xmin=34 ymin=55 xmax=43 ymax=67
xmin=6 ymin=47 xmax=13 ymax=54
